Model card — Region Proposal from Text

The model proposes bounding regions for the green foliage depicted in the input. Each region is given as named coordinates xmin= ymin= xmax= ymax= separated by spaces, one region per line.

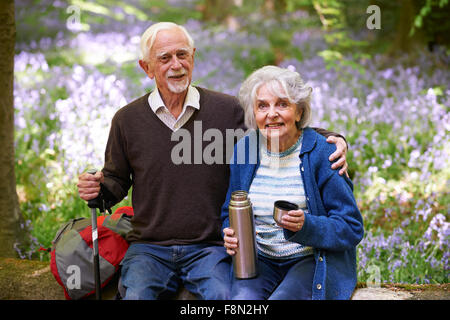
xmin=234 ymin=46 xmax=276 ymax=77
xmin=14 ymin=0 xmax=449 ymax=284
xmin=411 ymin=0 xmax=449 ymax=34
xmin=357 ymin=178 xmax=449 ymax=284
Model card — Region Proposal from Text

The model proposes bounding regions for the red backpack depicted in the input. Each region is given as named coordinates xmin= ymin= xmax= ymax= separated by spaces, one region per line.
xmin=50 ymin=206 xmax=133 ymax=300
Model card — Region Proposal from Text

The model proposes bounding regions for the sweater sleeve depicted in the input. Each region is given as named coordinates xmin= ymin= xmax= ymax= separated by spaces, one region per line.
xmin=220 ymin=176 xmax=233 ymax=236
xmin=284 ymin=143 xmax=363 ymax=251
xmin=101 ymin=112 xmax=132 ymax=206
xmin=311 ymin=127 xmax=348 ymax=148
xmin=220 ymin=142 xmax=241 ymax=236
xmin=289 ymin=176 xmax=364 ymax=251
xmin=221 ymin=103 xmax=246 ymax=235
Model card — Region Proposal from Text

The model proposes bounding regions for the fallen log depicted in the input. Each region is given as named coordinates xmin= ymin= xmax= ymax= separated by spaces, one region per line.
xmin=1 ymin=257 xmax=448 ymax=300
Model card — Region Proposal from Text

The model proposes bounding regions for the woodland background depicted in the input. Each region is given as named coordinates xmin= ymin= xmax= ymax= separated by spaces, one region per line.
xmin=0 ymin=0 xmax=448 ymax=285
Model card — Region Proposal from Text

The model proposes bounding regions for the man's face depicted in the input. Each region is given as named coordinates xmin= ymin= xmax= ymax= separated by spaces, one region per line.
xmin=141 ymin=28 xmax=195 ymax=96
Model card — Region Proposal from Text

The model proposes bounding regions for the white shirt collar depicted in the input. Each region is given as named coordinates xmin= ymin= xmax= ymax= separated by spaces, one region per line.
xmin=148 ymin=85 xmax=200 ymax=113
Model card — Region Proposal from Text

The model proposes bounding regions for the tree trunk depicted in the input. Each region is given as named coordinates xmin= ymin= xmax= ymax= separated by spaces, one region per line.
xmin=0 ymin=0 xmax=28 ymax=258
xmin=391 ymin=0 xmax=416 ymax=54
xmin=201 ymin=0 xmax=234 ymax=23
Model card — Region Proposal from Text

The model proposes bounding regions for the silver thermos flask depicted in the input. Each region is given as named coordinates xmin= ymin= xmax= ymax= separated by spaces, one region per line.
xmin=228 ymin=190 xmax=258 ymax=279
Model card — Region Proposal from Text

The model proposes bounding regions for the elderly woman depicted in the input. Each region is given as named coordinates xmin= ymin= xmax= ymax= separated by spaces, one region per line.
xmin=221 ymin=66 xmax=364 ymax=300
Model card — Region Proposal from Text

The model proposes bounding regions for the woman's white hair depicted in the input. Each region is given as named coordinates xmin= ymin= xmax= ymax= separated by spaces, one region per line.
xmin=140 ymin=22 xmax=194 ymax=62
xmin=238 ymin=65 xmax=312 ymax=130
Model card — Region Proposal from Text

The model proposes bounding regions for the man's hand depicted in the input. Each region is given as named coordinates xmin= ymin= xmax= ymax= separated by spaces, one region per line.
xmin=326 ymin=136 xmax=349 ymax=177
xmin=77 ymin=171 xmax=104 ymax=201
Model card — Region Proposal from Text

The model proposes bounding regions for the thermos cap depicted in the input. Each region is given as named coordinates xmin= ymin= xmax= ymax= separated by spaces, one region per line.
xmin=273 ymin=200 xmax=299 ymax=224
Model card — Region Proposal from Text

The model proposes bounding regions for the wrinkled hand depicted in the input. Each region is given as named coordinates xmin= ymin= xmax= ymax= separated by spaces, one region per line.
xmin=276 ymin=209 xmax=305 ymax=232
xmin=223 ymin=227 xmax=238 ymax=256
xmin=326 ymin=136 xmax=349 ymax=177
xmin=77 ymin=171 xmax=104 ymax=201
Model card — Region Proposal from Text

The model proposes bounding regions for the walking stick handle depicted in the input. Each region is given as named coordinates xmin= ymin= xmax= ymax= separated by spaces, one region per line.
xmin=86 ymin=169 xmax=104 ymax=210
xmin=87 ymin=169 xmax=102 ymax=300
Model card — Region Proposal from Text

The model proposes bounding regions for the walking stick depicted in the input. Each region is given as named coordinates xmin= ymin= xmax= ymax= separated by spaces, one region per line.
xmin=87 ymin=169 xmax=103 ymax=300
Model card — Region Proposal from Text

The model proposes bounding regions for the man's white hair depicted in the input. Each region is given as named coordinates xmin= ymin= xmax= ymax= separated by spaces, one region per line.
xmin=140 ymin=22 xmax=194 ymax=62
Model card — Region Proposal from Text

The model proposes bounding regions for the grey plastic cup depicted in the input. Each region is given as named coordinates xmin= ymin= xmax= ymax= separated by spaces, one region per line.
xmin=273 ymin=200 xmax=299 ymax=224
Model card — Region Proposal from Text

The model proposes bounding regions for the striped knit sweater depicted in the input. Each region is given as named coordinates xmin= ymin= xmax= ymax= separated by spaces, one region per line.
xmin=248 ymin=134 xmax=314 ymax=259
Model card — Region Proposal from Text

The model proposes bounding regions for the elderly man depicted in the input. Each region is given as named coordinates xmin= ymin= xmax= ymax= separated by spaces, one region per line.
xmin=77 ymin=22 xmax=348 ymax=300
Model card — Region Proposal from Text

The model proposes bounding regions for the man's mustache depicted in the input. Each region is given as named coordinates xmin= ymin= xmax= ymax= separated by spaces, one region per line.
xmin=167 ymin=69 xmax=187 ymax=78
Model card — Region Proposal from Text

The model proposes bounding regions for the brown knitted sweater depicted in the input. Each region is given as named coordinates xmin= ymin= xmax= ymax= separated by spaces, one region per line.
xmin=102 ymin=87 xmax=246 ymax=245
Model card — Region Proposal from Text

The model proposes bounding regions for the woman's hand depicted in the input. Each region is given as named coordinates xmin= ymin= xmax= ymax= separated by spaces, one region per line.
xmin=277 ymin=209 xmax=305 ymax=232
xmin=223 ymin=227 xmax=238 ymax=256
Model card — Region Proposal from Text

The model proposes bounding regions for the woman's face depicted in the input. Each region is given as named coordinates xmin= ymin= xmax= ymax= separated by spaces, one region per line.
xmin=253 ymin=82 xmax=302 ymax=152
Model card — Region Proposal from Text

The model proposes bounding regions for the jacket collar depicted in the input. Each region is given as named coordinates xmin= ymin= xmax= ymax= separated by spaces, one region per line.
xmin=300 ymin=127 xmax=317 ymax=155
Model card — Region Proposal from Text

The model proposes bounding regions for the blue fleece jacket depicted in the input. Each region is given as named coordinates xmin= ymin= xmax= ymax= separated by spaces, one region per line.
xmin=221 ymin=127 xmax=364 ymax=300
